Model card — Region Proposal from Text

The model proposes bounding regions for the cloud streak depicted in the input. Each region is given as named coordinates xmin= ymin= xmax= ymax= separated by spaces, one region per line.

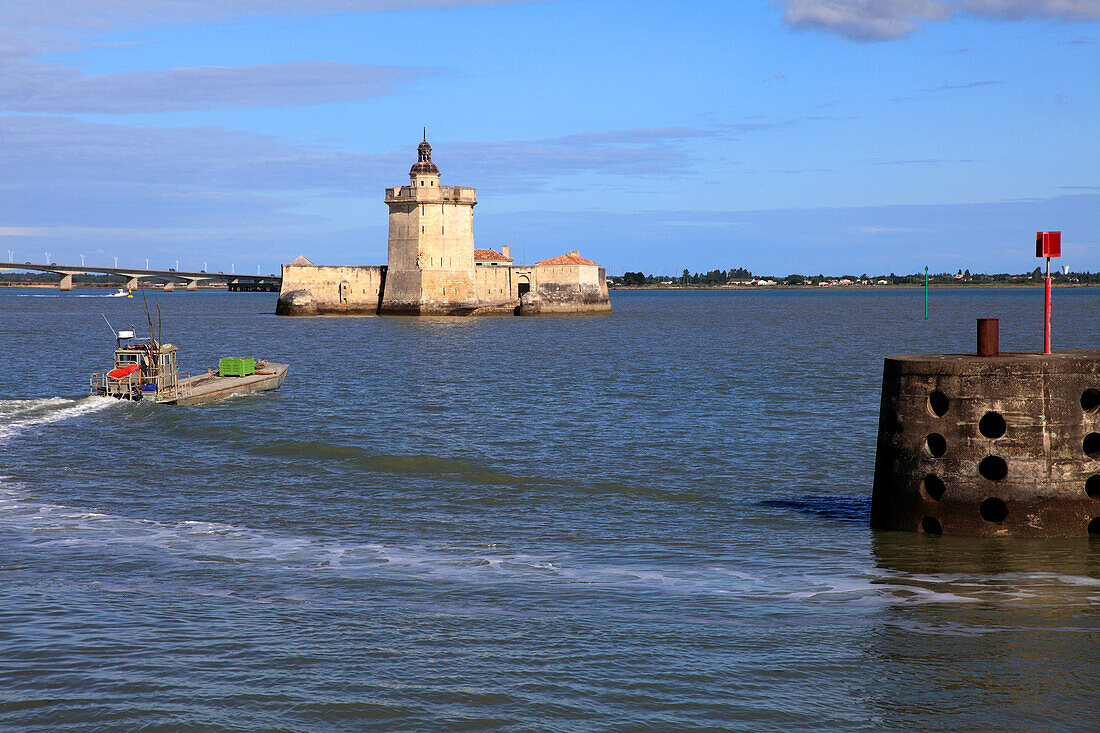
xmin=775 ymin=0 xmax=1100 ymax=41
xmin=918 ymin=79 xmax=1002 ymax=91
xmin=0 ymin=0 xmax=549 ymax=113
xmin=0 ymin=117 xmax=733 ymax=231
xmin=0 ymin=61 xmax=437 ymax=113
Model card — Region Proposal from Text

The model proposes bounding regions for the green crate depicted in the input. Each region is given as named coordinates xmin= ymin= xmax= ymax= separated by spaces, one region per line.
xmin=218 ymin=357 xmax=254 ymax=377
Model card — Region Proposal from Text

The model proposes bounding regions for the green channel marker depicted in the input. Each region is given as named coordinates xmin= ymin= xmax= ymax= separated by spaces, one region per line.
xmin=924 ymin=266 xmax=929 ymax=320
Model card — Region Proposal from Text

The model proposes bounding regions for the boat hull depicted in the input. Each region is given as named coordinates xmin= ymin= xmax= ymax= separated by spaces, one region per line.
xmin=166 ymin=363 xmax=289 ymax=406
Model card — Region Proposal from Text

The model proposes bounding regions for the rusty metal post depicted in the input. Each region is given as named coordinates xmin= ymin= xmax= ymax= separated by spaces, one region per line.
xmin=977 ymin=318 xmax=999 ymax=357
xmin=1044 ymin=256 xmax=1052 ymax=354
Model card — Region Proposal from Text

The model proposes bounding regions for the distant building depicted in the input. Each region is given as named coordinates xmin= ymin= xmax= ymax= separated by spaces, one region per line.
xmin=276 ymin=138 xmax=611 ymax=317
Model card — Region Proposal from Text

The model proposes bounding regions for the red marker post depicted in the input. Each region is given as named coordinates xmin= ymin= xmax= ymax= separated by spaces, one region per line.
xmin=1036 ymin=231 xmax=1061 ymax=354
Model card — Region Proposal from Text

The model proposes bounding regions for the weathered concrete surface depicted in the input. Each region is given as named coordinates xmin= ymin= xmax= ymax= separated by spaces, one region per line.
xmin=871 ymin=350 xmax=1100 ymax=537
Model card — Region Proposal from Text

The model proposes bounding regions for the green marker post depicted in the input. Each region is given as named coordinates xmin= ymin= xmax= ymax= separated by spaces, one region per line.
xmin=924 ymin=266 xmax=929 ymax=320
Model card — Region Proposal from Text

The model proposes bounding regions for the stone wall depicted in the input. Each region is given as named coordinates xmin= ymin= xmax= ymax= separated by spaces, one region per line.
xmin=518 ymin=264 xmax=611 ymax=316
xmin=276 ymin=263 xmax=385 ymax=316
xmin=474 ymin=266 xmax=516 ymax=302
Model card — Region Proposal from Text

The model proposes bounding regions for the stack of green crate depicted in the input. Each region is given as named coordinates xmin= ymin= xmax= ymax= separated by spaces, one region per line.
xmin=218 ymin=357 xmax=255 ymax=377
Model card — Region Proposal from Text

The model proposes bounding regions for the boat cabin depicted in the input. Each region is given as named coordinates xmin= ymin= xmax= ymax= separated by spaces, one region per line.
xmin=91 ymin=330 xmax=181 ymax=402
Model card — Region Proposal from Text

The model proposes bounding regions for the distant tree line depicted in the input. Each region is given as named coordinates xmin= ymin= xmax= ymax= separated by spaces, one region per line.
xmin=618 ymin=268 xmax=754 ymax=286
xmin=608 ymin=268 xmax=1100 ymax=286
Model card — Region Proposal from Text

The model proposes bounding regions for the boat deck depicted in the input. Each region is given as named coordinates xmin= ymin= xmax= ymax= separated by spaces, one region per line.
xmin=169 ymin=362 xmax=289 ymax=405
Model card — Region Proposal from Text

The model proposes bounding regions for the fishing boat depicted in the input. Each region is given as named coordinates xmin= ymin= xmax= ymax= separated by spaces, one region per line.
xmin=90 ymin=326 xmax=288 ymax=406
xmin=106 ymin=288 xmax=133 ymax=298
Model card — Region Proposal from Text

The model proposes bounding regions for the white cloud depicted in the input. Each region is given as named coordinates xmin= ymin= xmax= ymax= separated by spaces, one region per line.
xmin=776 ymin=0 xmax=1100 ymax=41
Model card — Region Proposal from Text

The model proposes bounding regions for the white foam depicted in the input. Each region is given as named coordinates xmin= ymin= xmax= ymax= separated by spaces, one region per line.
xmin=2 ymin=467 xmax=1099 ymax=608
xmin=0 ymin=396 xmax=118 ymax=442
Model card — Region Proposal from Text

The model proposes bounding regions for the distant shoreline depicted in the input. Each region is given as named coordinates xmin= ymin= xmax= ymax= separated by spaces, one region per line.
xmin=1 ymin=281 xmax=1094 ymax=291
xmin=611 ymin=282 xmax=1096 ymax=291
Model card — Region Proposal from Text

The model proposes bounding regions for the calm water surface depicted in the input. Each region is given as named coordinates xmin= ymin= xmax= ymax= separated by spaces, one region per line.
xmin=1 ymin=287 xmax=1099 ymax=731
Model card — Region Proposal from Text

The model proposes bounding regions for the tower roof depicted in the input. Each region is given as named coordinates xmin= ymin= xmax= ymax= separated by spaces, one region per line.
xmin=410 ymin=138 xmax=440 ymax=176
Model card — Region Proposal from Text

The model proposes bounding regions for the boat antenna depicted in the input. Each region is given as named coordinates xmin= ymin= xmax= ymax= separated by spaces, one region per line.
xmin=140 ymin=289 xmax=160 ymax=346
xmin=102 ymin=314 xmax=117 ymax=338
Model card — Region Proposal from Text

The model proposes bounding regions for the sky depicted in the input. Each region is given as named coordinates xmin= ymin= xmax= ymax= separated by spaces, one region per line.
xmin=0 ymin=0 xmax=1097 ymax=276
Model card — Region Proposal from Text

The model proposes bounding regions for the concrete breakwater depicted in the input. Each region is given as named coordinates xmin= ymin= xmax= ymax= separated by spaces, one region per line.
xmin=871 ymin=348 xmax=1100 ymax=537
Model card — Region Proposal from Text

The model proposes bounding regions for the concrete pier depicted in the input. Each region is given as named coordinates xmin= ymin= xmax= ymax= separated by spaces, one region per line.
xmin=871 ymin=349 xmax=1100 ymax=537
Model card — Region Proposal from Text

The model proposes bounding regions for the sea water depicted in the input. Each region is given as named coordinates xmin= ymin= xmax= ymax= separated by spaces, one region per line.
xmin=1 ymin=287 xmax=1099 ymax=731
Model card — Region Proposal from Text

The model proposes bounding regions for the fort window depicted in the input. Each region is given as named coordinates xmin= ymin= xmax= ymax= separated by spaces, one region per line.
xmin=420 ymin=181 xmax=424 ymax=186
xmin=1090 ymin=518 xmax=1100 ymax=535
xmin=928 ymin=390 xmax=949 ymax=417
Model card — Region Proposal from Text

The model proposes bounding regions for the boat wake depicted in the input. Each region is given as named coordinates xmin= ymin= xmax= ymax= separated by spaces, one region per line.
xmin=2 ymin=474 xmax=1098 ymax=612
xmin=0 ymin=396 xmax=118 ymax=442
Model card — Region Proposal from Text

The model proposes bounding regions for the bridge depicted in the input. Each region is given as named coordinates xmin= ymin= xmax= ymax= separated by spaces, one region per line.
xmin=0 ymin=262 xmax=281 ymax=292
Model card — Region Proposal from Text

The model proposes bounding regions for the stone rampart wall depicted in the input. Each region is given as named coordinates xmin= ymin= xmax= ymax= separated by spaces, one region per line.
xmin=475 ymin=266 xmax=516 ymax=302
xmin=276 ymin=264 xmax=385 ymax=316
xmin=277 ymin=263 xmax=611 ymax=317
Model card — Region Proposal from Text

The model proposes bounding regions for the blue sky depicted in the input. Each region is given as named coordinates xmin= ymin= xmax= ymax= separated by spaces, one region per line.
xmin=0 ymin=0 xmax=1096 ymax=276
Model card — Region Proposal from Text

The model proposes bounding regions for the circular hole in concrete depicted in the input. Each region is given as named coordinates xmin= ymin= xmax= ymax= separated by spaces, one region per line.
xmin=1085 ymin=433 xmax=1100 ymax=459
xmin=1086 ymin=475 xmax=1100 ymax=498
xmin=922 ymin=474 xmax=946 ymax=501
xmin=1089 ymin=518 xmax=1100 ymax=536
xmin=928 ymin=390 xmax=949 ymax=417
xmin=979 ymin=411 xmax=1007 ymax=439
xmin=979 ymin=497 xmax=1008 ymax=523
xmin=1083 ymin=389 xmax=1100 ymax=414
xmin=925 ymin=433 xmax=947 ymax=458
xmin=979 ymin=455 xmax=1008 ymax=481
xmin=921 ymin=516 xmax=943 ymax=535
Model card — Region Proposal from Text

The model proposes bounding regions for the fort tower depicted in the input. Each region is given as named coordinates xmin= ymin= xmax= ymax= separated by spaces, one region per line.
xmin=379 ymin=137 xmax=479 ymax=315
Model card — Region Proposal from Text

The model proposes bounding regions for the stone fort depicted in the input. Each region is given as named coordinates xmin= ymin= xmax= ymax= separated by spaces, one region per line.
xmin=276 ymin=138 xmax=611 ymax=317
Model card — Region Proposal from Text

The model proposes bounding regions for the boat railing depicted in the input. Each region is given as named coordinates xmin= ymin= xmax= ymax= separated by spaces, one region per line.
xmin=157 ymin=372 xmax=196 ymax=403
xmin=90 ymin=371 xmax=142 ymax=400
xmin=90 ymin=370 xmax=197 ymax=403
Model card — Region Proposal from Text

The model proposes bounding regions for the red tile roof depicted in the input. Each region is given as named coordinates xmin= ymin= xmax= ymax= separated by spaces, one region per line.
xmin=537 ymin=252 xmax=599 ymax=266
xmin=474 ymin=248 xmax=513 ymax=262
